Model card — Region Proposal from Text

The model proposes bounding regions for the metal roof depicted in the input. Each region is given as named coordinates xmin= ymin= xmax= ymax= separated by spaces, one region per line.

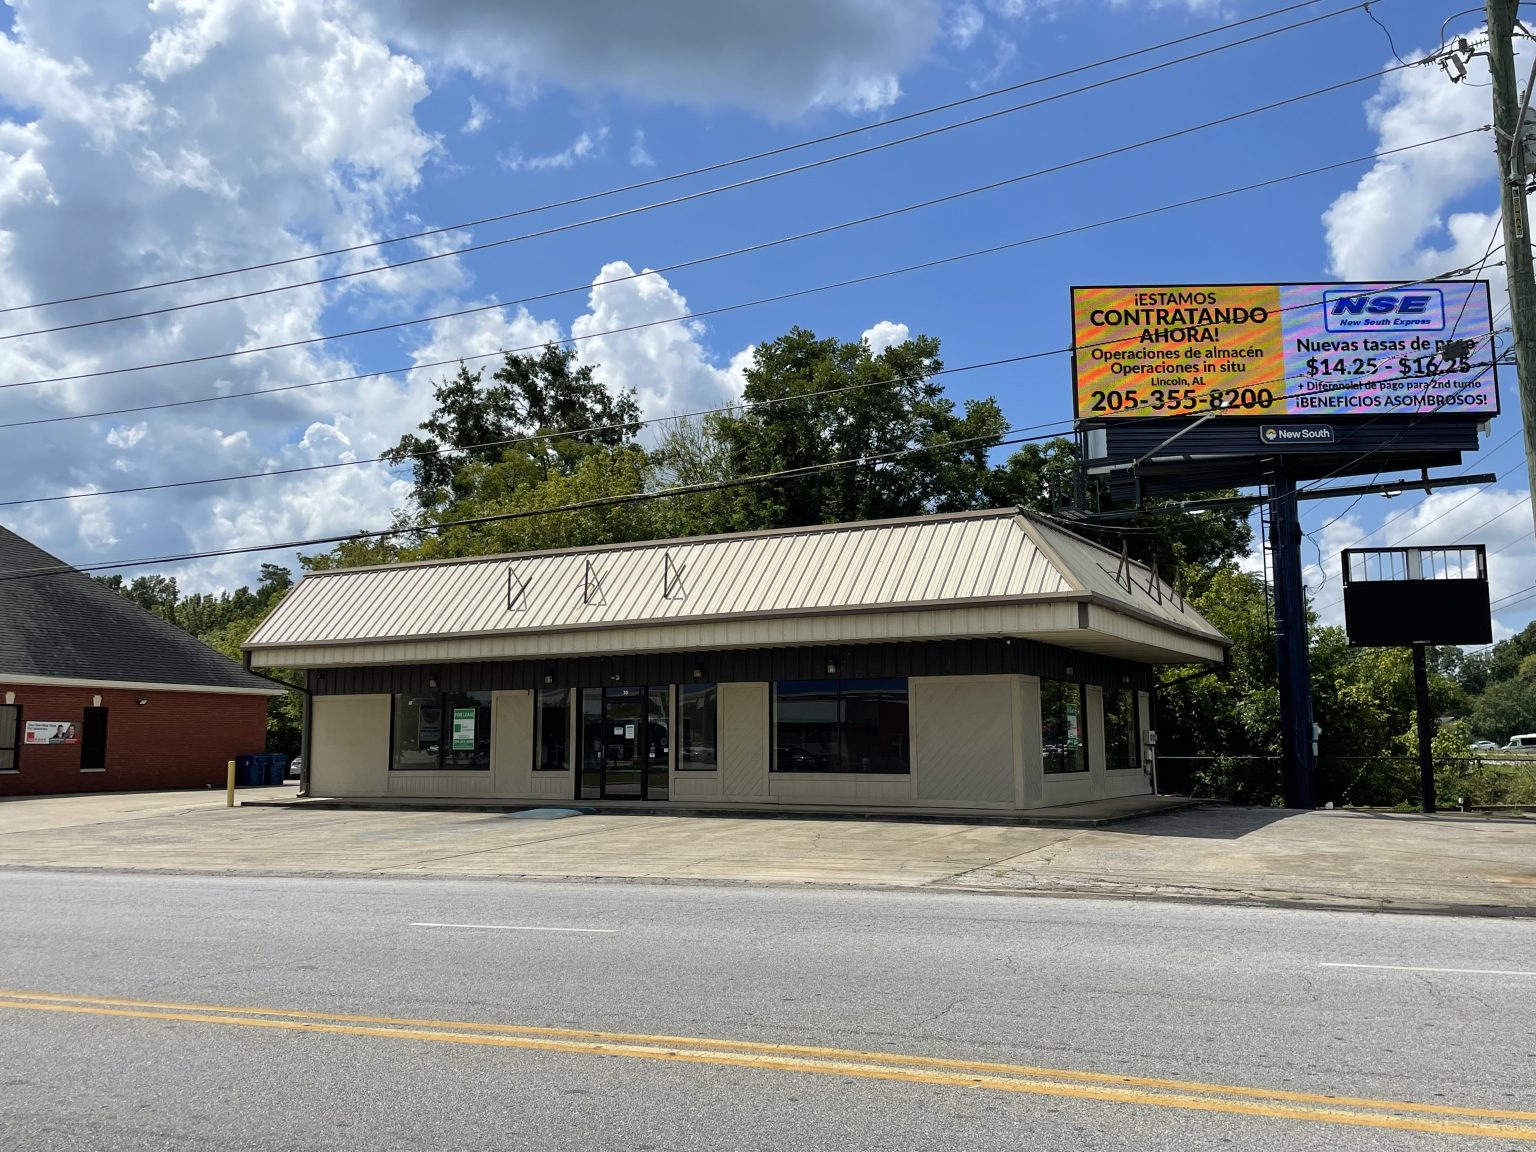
xmin=246 ymin=509 xmax=1226 ymax=661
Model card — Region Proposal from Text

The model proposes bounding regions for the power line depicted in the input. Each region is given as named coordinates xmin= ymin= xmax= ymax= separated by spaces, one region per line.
xmin=0 ymin=62 xmax=1418 ymax=395
xmin=0 ymin=0 xmax=1358 ymax=320
xmin=0 ymin=3 xmax=1371 ymax=344
xmin=0 ymin=354 xmax=1075 ymax=509
xmin=3 ymin=317 xmax=1504 ymax=511
xmin=0 ymin=129 xmax=1480 ymax=433
xmin=1451 ymin=492 xmax=1530 ymax=541
xmin=1313 ymin=220 xmax=1507 ymax=531
xmin=0 ymin=422 xmax=1076 ymax=583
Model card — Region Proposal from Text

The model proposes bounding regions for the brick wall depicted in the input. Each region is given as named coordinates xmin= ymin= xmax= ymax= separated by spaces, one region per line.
xmin=0 ymin=682 xmax=269 ymax=796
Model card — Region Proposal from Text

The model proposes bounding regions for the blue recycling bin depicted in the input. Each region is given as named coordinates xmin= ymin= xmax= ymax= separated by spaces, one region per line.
xmin=267 ymin=754 xmax=289 ymax=785
xmin=235 ymin=755 xmax=258 ymax=787
xmin=250 ymin=754 xmax=272 ymax=786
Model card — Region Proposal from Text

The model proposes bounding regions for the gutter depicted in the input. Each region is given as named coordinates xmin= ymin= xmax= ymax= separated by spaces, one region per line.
xmin=243 ymin=652 xmax=313 ymax=798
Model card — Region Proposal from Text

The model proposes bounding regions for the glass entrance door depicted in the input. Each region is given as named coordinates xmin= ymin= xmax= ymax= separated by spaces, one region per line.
xmin=579 ymin=686 xmax=670 ymax=801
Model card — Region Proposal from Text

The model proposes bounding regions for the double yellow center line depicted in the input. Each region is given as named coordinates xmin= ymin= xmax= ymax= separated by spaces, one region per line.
xmin=3 ymin=987 xmax=1533 ymax=1142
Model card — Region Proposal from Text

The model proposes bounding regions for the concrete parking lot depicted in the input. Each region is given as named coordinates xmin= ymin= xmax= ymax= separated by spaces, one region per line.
xmin=1 ymin=787 xmax=1533 ymax=915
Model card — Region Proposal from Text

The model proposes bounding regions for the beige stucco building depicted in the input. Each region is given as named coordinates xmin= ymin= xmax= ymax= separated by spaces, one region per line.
xmin=245 ymin=508 xmax=1227 ymax=814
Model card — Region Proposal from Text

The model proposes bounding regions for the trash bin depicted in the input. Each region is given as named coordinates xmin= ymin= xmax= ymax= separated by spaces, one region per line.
xmin=250 ymin=754 xmax=271 ymax=786
xmin=235 ymin=754 xmax=258 ymax=787
xmin=267 ymin=754 xmax=289 ymax=785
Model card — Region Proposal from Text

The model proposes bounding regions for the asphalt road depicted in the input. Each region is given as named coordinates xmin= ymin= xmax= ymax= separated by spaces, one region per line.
xmin=2 ymin=871 xmax=1534 ymax=1150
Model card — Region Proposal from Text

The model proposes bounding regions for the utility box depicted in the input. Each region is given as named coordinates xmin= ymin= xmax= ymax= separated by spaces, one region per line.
xmin=1341 ymin=545 xmax=1492 ymax=646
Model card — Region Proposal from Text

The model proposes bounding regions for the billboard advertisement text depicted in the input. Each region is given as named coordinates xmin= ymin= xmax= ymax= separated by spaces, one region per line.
xmin=1071 ymin=282 xmax=1496 ymax=420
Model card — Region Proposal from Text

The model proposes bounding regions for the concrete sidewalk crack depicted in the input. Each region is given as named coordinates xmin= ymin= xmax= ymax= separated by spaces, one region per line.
xmin=382 ymin=823 xmax=614 ymax=870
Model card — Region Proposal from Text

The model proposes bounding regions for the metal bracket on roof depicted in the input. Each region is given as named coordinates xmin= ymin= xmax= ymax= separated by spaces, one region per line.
xmin=1173 ymin=570 xmax=1185 ymax=612
xmin=583 ymin=558 xmax=605 ymax=606
xmin=506 ymin=566 xmax=528 ymax=612
xmin=1145 ymin=560 xmax=1163 ymax=604
xmin=1113 ymin=541 xmax=1133 ymax=592
xmin=662 ymin=552 xmax=684 ymax=600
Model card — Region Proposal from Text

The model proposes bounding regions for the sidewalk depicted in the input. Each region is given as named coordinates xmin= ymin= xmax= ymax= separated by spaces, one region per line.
xmin=1 ymin=788 xmax=1532 ymax=916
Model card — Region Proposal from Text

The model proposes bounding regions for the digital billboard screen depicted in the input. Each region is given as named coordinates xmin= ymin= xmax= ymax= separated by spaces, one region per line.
xmin=1071 ymin=281 xmax=1497 ymax=421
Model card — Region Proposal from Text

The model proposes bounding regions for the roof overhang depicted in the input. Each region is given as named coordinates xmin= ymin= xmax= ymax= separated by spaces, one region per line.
xmin=248 ymin=598 xmax=1226 ymax=670
xmin=0 ymin=673 xmax=287 ymax=697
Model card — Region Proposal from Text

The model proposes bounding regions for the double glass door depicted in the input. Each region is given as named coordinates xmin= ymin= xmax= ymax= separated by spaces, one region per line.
xmin=580 ymin=686 xmax=669 ymax=800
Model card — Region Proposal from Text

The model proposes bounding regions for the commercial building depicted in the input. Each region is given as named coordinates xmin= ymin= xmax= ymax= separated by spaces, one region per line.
xmin=0 ymin=527 xmax=283 ymax=796
xmin=245 ymin=508 xmax=1228 ymax=815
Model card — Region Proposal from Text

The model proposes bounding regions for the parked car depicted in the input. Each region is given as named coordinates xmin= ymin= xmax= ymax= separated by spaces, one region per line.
xmin=287 ymin=755 xmax=303 ymax=779
xmin=1470 ymin=740 xmax=1498 ymax=752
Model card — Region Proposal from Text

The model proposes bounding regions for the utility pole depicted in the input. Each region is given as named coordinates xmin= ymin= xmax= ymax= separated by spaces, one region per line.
xmin=1485 ymin=0 xmax=1536 ymax=534
xmin=1268 ymin=472 xmax=1316 ymax=809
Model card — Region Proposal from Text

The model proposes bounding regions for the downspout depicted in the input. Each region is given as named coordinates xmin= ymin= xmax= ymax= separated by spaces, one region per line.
xmin=242 ymin=653 xmax=313 ymax=798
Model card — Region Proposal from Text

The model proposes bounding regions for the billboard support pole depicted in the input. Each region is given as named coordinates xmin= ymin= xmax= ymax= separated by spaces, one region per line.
xmin=1486 ymin=0 xmax=1536 ymax=534
xmin=1412 ymin=642 xmax=1437 ymax=815
xmin=1269 ymin=474 xmax=1317 ymax=809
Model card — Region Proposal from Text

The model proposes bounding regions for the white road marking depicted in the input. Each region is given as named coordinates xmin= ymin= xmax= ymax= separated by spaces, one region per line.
xmin=409 ymin=922 xmax=617 ymax=934
xmin=1320 ymin=962 xmax=1536 ymax=977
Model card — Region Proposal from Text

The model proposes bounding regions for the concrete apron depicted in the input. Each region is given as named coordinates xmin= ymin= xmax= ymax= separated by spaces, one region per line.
xmin=238 ymin=793 xmax=1199 ymax=828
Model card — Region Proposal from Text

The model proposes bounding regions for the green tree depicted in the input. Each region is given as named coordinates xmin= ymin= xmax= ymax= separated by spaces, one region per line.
xmin=1153 ymin=567 xmax=1282 ymax=804
xmin=382 ymin=345 xmax=640 ymax=512
xmin=1469 ymin=676 xmax=1536 ymax=746
xmin=696 ymin=328 xmax=1008 ymax=529
xmin=421 ymin=444 xmax=657 ymax=559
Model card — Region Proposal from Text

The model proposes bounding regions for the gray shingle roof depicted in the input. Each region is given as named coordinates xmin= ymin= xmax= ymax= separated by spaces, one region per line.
xmin=0 ymin=526 xmax=279 ymax=693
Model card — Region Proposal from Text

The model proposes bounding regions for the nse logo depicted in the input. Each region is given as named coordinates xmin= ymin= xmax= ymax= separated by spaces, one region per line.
xmin=1323 ymin=288 xmax=1445 ymax=332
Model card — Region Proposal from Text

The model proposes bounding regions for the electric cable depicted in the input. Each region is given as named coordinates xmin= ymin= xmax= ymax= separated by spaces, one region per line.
xmin=1312 ymin=217 xmax=1505 ymax=532
xmin=0 ymin=421 xmax=1081 ymax=583
xmin=0 ymin=129 xmax=1480 ymax=433
xmin=0 ymin=1 xmax=1373 ymax=344
xmin=0 ymin=61 xmax=1421 ymax=395
xmin=1 ymin=326 xmax=1503 ymax=511
xmin=0 ymin=354 xmax=1076 ymax=509
xmin=0 ymin=0 xmax=1362 ymax=320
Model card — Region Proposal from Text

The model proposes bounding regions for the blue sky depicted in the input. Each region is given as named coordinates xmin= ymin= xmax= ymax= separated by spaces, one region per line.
xmin=0 ymin=0 xmax=1528 ymax=639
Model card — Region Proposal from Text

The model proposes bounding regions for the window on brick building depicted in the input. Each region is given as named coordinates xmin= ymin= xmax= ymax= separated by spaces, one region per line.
xmin=0 ymin=704 xmax=19 ymax=772
xmin=80 ymin=707 xmax=108 ymax=772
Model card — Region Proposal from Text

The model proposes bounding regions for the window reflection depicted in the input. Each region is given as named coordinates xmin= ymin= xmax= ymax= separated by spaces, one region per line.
xmin=1040 ymin=679 xmax=1087 ymax=775
xmin=773 ymin=679 xmax=909 ymax=774
xmin=391 ymin=691 xmax=490 ymax=771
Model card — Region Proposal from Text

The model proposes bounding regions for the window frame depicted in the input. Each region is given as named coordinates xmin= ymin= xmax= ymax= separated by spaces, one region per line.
xmin=389 ymin=690 xmax=492 ymax=772
xmin=772 ymin=678 xmax=911 ymax=775
xmin=1040 ymin=678 xmax=1089 ymax=776
xmin=676 ymin=683 xmax=719 ymax=772
xmin=1102 ymin=686 xmax=1142 ymax=773
xmin=533 ymin=687 xmax=572 ymax=772
xmin=0 ymin=703 xmax=20 ymax=773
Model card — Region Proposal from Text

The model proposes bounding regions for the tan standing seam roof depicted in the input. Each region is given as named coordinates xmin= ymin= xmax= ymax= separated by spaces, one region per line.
xmin=245 ymin=508 xmax=1226 ymax=652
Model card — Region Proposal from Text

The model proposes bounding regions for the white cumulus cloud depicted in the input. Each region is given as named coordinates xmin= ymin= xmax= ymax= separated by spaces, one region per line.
xmin=861 ymin=320 xmax=912 ymax=355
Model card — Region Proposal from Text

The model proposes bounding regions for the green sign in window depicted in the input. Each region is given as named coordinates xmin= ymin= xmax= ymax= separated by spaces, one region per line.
xmin=451 ymin=708 xmax=477 ymax=751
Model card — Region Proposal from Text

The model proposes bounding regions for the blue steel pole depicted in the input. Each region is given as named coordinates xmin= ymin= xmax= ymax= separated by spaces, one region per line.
xmin=1268 ymin=475 xmax=1317 ymax=809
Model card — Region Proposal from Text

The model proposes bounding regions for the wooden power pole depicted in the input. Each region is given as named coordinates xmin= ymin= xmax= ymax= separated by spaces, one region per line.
xmin=1485 ymin=0 xmax=1536 ymax=535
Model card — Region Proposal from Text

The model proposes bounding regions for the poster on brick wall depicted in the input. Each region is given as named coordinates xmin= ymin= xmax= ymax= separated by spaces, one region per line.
xmin=24 ymin=721 xmax=78 ymax=745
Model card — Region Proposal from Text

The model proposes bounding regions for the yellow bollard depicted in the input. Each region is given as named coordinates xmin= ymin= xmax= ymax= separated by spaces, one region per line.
xmin=226 ymin=759 xmax=236 ymax=808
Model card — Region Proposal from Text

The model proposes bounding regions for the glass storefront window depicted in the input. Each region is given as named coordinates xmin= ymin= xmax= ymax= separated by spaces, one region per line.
xmin=392 ymin=691 xmax=490 ymax=771
xmin=677 ymin=684 xmax=718 ymax=771
xmin=1040 ymin=679 xmax=1087 ymax=774
xmin=1104 ymin=687 xmax=1141 ymax=772
xmin=534 ymin=688 xmax=570 ymax=771
xmin=773 ymin=679 xmax=909 ymax=774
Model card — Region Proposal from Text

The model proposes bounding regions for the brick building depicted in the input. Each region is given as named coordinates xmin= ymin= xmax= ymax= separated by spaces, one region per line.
xmin=0 ymin=527 xmax=282 ymax=796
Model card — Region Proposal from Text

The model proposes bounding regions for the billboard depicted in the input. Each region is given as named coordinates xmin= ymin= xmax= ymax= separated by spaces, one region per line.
xmin=1071 ymin=282 xmax=1497 ymax=420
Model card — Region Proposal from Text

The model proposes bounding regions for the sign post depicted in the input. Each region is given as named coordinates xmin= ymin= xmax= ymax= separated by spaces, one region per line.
xmin=1341 ymin=546 xmax=1491 ymax=813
